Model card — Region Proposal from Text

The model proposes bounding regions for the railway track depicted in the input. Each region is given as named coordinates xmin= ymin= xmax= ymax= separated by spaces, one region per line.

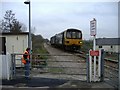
xmin=69 ymin=50 xmax=119 ymax=76
xmin=74 ymin=50 xmax=118 ymax=64
xmin=45 ymin=44 xmax=119 ymax=68
xmin=74 ymin=50 xmax=119 ymax=88
xmin=46 ymin=44 xmax=119 ymax=88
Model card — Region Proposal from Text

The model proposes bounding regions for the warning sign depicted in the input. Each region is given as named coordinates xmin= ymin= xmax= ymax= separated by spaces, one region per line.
xmin=90 ymin=18 xmax=96 ymax=36
xmin=90 ymin=50 xmax=99 ymax=56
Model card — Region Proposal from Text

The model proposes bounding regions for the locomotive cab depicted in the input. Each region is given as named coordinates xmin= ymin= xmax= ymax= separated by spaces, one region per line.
xmin=64 ymin=29 xmax=82 ymax=51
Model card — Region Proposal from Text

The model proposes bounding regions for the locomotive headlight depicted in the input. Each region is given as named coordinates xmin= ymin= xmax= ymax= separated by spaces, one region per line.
xmin=79 ymin=41 xmax=82 ymax=44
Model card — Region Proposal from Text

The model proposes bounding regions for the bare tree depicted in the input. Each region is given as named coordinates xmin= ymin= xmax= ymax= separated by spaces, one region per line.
xmin=11 ymin=20 xmax=22 ymax=33
xmin=2 ymin=10 xmax=16 ymax=32
xmin=1 ymin=10 xmax=27 ymax=33
xmin=0 ymin=20 xmax=3 ymax=32
xmin=20 ymin=22 xmax=27 ymax=32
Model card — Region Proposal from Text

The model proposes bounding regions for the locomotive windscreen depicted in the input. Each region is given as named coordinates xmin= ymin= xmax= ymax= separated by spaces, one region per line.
xmin=66 ymin=29 xmax=82 ymax=39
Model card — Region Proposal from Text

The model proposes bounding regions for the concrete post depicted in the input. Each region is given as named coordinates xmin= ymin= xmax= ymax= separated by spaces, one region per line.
xmin=89 ymin=50 xmax=92 ymax=82
xmin=118 ymin=50 xmax=120 ymax=90
xmin=11 ymin=54 xmax=16 ymax=79
xmin=118 ymin=2 xmax=120 ymax=90
xmin=86 ymin=54 xmax=90 ymax=82
xmin=100 ymin=49 xmax=105 ymax=82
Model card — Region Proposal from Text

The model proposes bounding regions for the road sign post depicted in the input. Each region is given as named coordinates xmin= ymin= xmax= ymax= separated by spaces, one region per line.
xmin=90 ymin=18 xmax=97 ymax=82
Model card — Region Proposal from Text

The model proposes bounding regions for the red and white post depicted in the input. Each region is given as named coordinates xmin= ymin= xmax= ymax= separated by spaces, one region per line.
xmin=89 ymin=18 xmax=100 ymax=82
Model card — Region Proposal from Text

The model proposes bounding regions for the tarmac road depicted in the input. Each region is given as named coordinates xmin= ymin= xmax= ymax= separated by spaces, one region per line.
xmin=2 ymin=76 xmax=115 ymax=90
xmin=2 ymin=76 xmax=116 ymax=90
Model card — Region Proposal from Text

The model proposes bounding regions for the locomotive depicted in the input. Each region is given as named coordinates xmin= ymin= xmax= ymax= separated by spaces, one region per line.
xmin=50 ymin=28 xmax=83 ymax=51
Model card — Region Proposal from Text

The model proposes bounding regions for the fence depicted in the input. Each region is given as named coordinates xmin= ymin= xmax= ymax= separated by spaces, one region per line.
xmin=11 ymin=53 xmax=87 ymax=81
xmin=86 ymin=49 xmax=105 ymax=82
xmin=104 ymin=52 xmax=119 ymax=88
xmin=0 ymin=54 xmax=12 ymax=80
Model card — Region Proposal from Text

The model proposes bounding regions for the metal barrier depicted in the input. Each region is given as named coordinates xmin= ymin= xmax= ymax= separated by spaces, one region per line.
xmin=87 ymin=49 xmax=104 ymax=82
xmin=104 ymin=52 xmax=119 ymax=88
xmin=11 ymin=53 xmax=87 ymax=81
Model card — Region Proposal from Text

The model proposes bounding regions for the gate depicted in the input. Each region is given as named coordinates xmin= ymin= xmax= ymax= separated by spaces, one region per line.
xmin=11 ymin=53 xmax=87 ymax=81
xmin=104 ymin=52 xmax=119 ymax=88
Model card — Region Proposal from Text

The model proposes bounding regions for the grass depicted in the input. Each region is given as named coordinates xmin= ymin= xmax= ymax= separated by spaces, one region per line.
xmin=32 ymin=34 xmax=49 ymax=67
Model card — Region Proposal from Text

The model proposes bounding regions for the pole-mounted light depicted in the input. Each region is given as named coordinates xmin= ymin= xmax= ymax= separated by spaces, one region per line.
xmin=24 ymin=0 xmax=30 ymax=4
xmin=24 ymin=0 xmax=31 ymax=50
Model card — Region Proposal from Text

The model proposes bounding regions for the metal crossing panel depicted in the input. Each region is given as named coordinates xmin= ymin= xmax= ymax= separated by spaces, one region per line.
xmin=11 ymin=53 xmax=87 ymax=81
xmin=104 ymin=52 xmax=119 ymax=88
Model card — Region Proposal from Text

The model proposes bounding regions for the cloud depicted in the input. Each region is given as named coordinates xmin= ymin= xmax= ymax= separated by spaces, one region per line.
xmin=1 ymin=1 xmax=118 ymax=39
xmin=31 ymin=2 xmax=118 ymax=39
xmin=2 ymin=0 xmax=119 ymax=2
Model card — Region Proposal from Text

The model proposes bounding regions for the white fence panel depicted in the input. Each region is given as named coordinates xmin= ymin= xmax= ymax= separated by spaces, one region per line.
xmin=0 ymin=54 xmax=12 ymax=80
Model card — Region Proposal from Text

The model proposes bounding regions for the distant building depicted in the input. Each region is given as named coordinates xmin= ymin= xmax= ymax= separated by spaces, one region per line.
xmin=0 ymin=32 xmax=29 ymax=55
xmin=96 ymin=38 xmax=120 ymax=53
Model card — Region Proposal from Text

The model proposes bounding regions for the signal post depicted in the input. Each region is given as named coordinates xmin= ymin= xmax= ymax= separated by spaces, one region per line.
xmin=87 ymin=18 xmax=104 ymax=82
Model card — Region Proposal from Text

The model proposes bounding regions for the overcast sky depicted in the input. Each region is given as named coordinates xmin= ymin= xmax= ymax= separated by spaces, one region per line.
xmin=1 ymin=0 xmax=119 ymax=40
